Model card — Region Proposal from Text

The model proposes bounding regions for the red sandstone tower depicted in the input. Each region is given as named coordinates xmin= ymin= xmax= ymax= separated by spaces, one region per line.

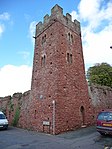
xmin=30 ymin=4 xmax=91 ymax=134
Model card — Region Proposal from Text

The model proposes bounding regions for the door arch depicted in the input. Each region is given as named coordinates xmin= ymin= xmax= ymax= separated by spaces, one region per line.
xmin=80 ymin=106 xmax=85 ymax=125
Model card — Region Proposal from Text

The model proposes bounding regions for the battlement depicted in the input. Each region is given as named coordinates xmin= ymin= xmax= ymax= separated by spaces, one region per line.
xmin=36 ymin=4 xmax=81 ymax=36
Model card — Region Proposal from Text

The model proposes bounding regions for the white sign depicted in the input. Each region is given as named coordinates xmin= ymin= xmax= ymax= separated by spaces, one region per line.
xmin=43 ymin=121 xmax=50 ymax=126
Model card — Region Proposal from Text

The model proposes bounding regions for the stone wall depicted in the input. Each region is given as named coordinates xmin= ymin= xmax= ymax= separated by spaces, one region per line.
xmin=0 ymin=84 xmax=112 ymax=134
xmin=88 ymin=84 xmax=112 ymax=120
xmin=0 ymin=91 xmax=30 ymax=127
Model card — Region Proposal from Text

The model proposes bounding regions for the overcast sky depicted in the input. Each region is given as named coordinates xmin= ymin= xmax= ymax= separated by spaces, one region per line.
xmin=0 ymin=0 xmax=112 ymax=97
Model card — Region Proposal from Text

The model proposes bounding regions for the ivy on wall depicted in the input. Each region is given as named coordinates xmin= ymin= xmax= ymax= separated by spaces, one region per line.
xmin=8 ymin=96 xmax=14 ymax=112
xmin=12 ymin=106 xmax=20 ymax=126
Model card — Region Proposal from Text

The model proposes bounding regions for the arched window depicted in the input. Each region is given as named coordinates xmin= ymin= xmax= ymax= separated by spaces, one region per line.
xmin=67 ymin=53 xmax=72 ymax=64
xmin=68 ymin=33 xmax=73 ymax=44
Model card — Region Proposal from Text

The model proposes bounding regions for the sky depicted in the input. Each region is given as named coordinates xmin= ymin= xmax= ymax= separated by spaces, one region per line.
xmin=0 ymin=0 xmax=112 ymax=97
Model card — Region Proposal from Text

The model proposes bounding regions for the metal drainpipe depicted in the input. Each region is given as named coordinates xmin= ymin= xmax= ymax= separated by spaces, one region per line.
xmin=52 ymin=100 xmax=56 ymax=135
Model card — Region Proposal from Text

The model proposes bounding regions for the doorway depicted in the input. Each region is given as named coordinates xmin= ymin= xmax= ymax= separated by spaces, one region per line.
xmin=80 ymin=106 xmax=85 ymax=125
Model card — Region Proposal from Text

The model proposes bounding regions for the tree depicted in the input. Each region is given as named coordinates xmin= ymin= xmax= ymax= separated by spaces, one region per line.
xmin=87 ymin=63 xmax=112 ymax=88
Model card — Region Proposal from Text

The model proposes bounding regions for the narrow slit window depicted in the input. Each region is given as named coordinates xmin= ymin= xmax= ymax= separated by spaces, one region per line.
xmin=34 ymin=110 xmax=36 ymax=119
xmin=44 ymin=34 xmax=46 ymax=42
xmin=67 ymin=53 xmax=69 ymax=63
xmin=43 ymin=55 xmax=46 ymax=65
xmin=42 ymin=34 xmax=46 ymax=45
xmin=71 ymin=35 xmax=73 ymax=44
xmin=70 ymin=54 xmax=72 ymax=63
xmin=68 ymin=33 xmax=70 ymax=41
xmin=41 ymin=57 xmax=43 ymax=66
xmin=41 ymin=55 xmax=46 ymax=66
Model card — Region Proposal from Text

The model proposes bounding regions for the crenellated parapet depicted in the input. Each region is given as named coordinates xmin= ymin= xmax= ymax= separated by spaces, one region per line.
xmin=36 ymin=4 xmax=81 ymax=37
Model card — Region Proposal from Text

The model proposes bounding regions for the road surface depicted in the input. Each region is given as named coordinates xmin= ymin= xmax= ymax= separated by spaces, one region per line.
xmin=0 ymin=126 xmax=112 ymax=149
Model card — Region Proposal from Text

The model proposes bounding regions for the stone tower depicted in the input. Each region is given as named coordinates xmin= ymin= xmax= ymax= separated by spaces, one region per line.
xmin=30 ymin=4 xmax=92 ymax=134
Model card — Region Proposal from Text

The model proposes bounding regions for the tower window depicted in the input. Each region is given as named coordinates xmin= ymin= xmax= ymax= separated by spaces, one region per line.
xmin=68 ymin=33 xmax=70 ymax=41
xmin=41 ymin=55 xmax=46 ymax=66
xmin=68 ymin=33 xmax=73 ymax=44
xmin=34 ymin=110 xmax=37 ymax=119
xmin=70 ymin=54 xmax=72 ymax=63
xmin=71 ymin=35 xmax=73 ymax=43
xmin=42 ymin=34 xmax=46 ymax=45
xmin=67 ymin=53 xmax=72 ymax=64
xmin=67 ymin=53 xmax=69 ymax=63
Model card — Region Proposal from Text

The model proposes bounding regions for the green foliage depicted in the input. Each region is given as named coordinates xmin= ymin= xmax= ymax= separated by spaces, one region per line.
xmin=9 ymin=103 xmax=14 ymax=111
xmin=12 ymin=107 xmax=20 ymax=126
xmin=8 ymin=96 xmax=14 ymax=112
xmin=87 ymin=63 xmax=112 ymax=87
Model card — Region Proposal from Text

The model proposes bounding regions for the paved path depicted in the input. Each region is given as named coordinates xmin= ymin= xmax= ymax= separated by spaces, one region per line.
xmin=0 ymin=126 xmax=112 ymax=149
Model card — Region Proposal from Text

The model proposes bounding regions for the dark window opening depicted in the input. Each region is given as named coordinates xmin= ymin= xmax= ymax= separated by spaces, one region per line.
xmin=67 ymin=53 xmax=72 ymax=64
xmin=67 ymin=53 xmax=69 ymax=63
xmin=68 ymin=33 xmax=73 ymax=44
xmin=41 ymin=57 xmax=43 ymax=66
xmin=70 ymin=54 xmax=72 ymax=63
xmin=71 ymin=34 xmax=73 ymax=43
xmin=68 ymin=33 xmax=70 ymax=41
xmin=41 ymin=55 xmax=46 ymax=67
xmin=80 ymin=106 xmax=84 ymax=113
xmin=42 ymin=34 xmax=46 ymax=45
